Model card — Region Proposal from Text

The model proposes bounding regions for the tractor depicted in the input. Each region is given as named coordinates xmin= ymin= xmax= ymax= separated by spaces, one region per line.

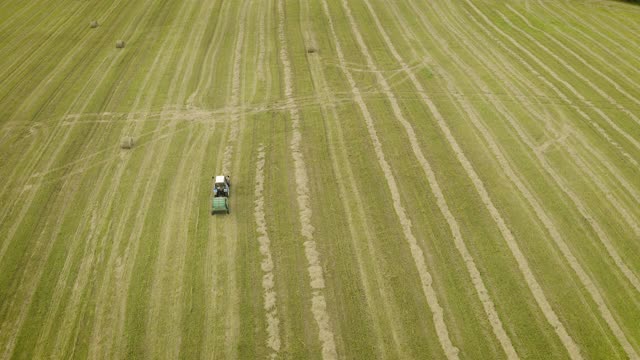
xmin=211 ymin=175 xmax=231 ymax=215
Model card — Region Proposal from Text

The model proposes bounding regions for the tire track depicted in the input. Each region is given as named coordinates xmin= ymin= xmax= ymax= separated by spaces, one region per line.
xmin=357 ymin=1 xmax=522 ymax=359
xmin=394 ymin=2 xmax=639 ymax=356
xmin=586 ymin=11 xmax=640 ymax=64
xmin=320 ymin=0 xmax=461 ymax=358
xmin=109 ymin=1 xmax=216 ymax=356
xmin=278 ymin=1 xmax=338 ymax=358
xmin=254 ymin=144 xmax=282 ymax=359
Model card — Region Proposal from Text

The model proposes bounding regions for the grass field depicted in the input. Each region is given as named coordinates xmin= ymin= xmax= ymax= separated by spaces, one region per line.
xmin=1 ymin=0 xmax=640 ymax=358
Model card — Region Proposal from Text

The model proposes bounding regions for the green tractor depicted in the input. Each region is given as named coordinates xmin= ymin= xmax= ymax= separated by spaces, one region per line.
xmin=211 ymin=175 xmax=231 ymax=215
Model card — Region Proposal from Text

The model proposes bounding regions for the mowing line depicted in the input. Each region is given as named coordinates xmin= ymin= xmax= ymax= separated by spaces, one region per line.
xmin=458 ymin=5 xmax=639 ymax=172
xmin=46 ymin=1 xmax=185 ymax=357
xmin=201 ymin=0 xmax=247 ymax=357
xmin=356 ymin=1 xmax=524 ymax=359
xmin=188 ymin=0 xmax=236 ymax=108
xmin=143 ymin=1 xmax=220 ymax=357
xmin=300 ymin=1 xmax=403 ymax=357
xmin=536 ymin=1 xmax=640 ymax=70
xmin=319 ymin=0 xmax=461 ymax=358
xmin=278 ymin=1 xmax=338 ymax=358
xmin=85 ymin=1 xmax=211 ymax=357
xmin=463 ymin=1 xmax=640 ymax=169
xmin=221 ymin=1 xmax=252 ymax=358
xmin=0 ymin=0 xmax=84 ymax=92
xmin=198 ymin=1 xmax=238 ymax=357
xmin=251 ymin=0 xmax=267 ymax=102
xmin=0 ymin=0 xmax=161 ymax=354
xmin=441 ymin=2 xmax=640 ymax=209
xmin=580 ymin=4 xmax=640 ymax=52
xmin=498 ymin=8 xmax=640 ymax=130
xmin=516 ymin=5 xmax=640 ymax=207
xmin=350 ymin=0 xmax=584 ymax=358
xmin=516 ymin=4 xmax=640 ymax=97
xmin=254 ymin=144 xmax=282 ymax=359
xmin=398 ymin=2 xmax=640 ymax=356
xmin=0 ymin=0 xmax=132 ymax=235
xmin=446 ymin=2 xmax=640 ymax=293
xmin=86 ymin=4 xmax=198 ymax=352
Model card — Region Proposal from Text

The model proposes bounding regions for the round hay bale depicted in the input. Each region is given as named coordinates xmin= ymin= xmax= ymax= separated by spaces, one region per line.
xmin=120 ymin=136 xmax=134 ymax=149
xmin=306 ymin=47 xmax=317 ymax=54
xmin=90 ymin=20 xmax=99 ymax=28
xmin=115 ymin=40 xmax=125 ymax=49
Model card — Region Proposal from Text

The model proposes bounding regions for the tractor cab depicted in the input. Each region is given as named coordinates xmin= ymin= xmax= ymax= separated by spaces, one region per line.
xmin=211 ymin=175 xmax=231 ymax=214
xmin=213 ymin=175 xmax=230 ymax=197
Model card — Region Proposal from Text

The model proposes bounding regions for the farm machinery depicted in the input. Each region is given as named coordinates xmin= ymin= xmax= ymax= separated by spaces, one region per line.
xmin=211 ymin=175 xmax=231 ymax=215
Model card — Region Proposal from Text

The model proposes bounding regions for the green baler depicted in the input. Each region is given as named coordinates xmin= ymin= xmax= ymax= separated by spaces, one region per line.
xmin=211 ymin=197 xmax=229 ymax=214
xmin=211 ymin=175 xmax=231 ymax=215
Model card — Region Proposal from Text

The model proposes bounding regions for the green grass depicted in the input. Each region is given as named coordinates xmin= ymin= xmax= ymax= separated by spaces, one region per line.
xmin=0 ymin=0 xmax=639 ymax=358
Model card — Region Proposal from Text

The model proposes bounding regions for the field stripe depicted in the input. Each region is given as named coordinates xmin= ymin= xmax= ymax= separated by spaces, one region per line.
xmin=460 ymin=4 xmax=639 ymax=170
xmin=278 ymin=1 xmax=338 ymax=359
xmin=449 ymin=1 xmax=640 ymax=294
xmin=440 ymin=2 xmax=640 ymax=209
xmin=251 ymin=0 xmax=267 ymax=102
xmin=523 ymin=3 xmax=640 ymax=206
xmin=0 ymin=1 xmax=83 ymax=92
xmin=189 ymin=0 xmax=237 ymax=109
xmin=85 ymin=0 xmax=202 ymax=355
xmin=354 ymin=0 xmax=587 ymax=358
xmin=254 ymin=144 xmax=282 ymax=358
xmin=200 ymin=0 xmax=250 ymax=357
xmin=536 ymin=1 xmax=640 ymax=70
xmin=0 ymin=0 xmax=132 ymax=234
xmin=88 ymin=1 xmax=210 ymax=358
xmin=41 ymin=0 xmax=185 ymax=356
xmin=0 ymin=0 xmax=160 ymax=355
xmin=221 ymin=1 xmax=253 ymax=358
xmin=142 ymin=1 xmax=220 ymax=357
xmin=396 ymin=2 xmax=640 ymax=355
xmin=199 ymin=0 xmax=239 ymax=357
xmin=300 ymin=2 xmax=405 ymax=356
xmin=355 ymin=1 xmax=524 ymax=358
xmin=319 ymin=1 xmax=463 ymax=358
xmin=496 ymin=9 xmax=640 ymax=132
xmin=465 ymin=2 xmax=640 ymax=166
xmin=562 ymin=1 xmax=640 ymax=54
xmin=516 ymin=4 xmax=640 ymax=99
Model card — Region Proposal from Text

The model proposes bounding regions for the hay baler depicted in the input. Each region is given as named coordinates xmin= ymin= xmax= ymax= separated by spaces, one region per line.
xmin=211 ymin=175 xmax=230 ymax=214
